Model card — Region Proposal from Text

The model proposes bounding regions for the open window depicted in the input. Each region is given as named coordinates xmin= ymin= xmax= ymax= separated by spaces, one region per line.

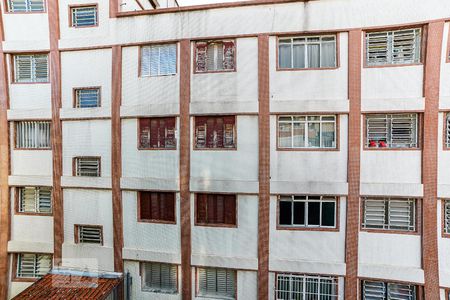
xmin=195 ymin=40 xmax=235 ymax=73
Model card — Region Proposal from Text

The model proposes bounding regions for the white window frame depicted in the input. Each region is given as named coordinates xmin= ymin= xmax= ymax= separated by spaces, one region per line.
xmin=14 ymin=54 xmax=49 ymax=83
xmin=15 ymin=121 xmax=51 ymax=149
xmin=74 ymin=87 xmax=101 ymax=108
xmin=141 ymin=44 xmax=177 ymax=77
xmin=7 ymin=0 xmax=45 ymax=12
xmin=276 ymin=273 xmax=338 ymax=300
xmin=16 ymin=253 xmax=52 ymax=278
xmin=141 ymin=262 xmax=178 ymax=294
xmin=197 ymin=267 xmax=236 ymax=300
xmin=18 ymin=187 xmax=52 ymax=214
xmin=70 ymin=5 xmax=98 ymax=27
xmin=362 ymin=280 xmax=416 ymax=300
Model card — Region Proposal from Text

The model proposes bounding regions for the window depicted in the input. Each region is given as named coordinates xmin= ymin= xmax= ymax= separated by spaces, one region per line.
xmin=362 ymin=280 xmax=416 ymax=300
xmin=276 ymin=274 xmax=338 ymax=300
xmin=197 ymin=267 xmax=235 ymax=299
xmin=278 ymin=115 xmax=336 ymax=149
xmin=75 ymin=225 xmax=103 ymax=245
xmin=13 ymin=54 xmax=48 ymax=83
xmin=139 ymin=117 xmax=176 ymax=149
xmin=7 ymin=0 xmax=45 ymax=12
xmin=141 ymin=44 xmax=177 ymax=76
xmin=74 ymin=157 xmax=101 ymax=177
xmin=362 ymin=197 xmax=416 ymax=232
xmin=366 ymin=28 xmax=421 ymax=66
xmin=444 ymin=200 xmax=450 ymax=234
xmin=18 ymin=187 xmax=51 ymax=214
xmin=195 ymin=40 xmax=235 ymax=72
xmin=139 ymin=192 xmax=175 ymax=223
xmin=141 ymin=262 xmax=177 ymax=294
xmin=445 ymin=113 xmax=450 ymax=148
xmin=15 ymin=253 xmax=51 ymax=279
xmin=15 ymin=121 xmax=51 ymax=149
xmin=194 ymin=116 xmax=236 ymax=149
xmin=279 ymin=195 xmax=337 ymax=228
xmin=278 ymin=35 xmax=337 ymax=69
xmin=366 ymin=114 xmax=418 ymax=149
xmin=70 ymin=5 xmax=98 ymax=27
xmin=74 ymin=88 xmax=100 ymax=108
xmin=196 ymin=194 xmax=236 ymax=226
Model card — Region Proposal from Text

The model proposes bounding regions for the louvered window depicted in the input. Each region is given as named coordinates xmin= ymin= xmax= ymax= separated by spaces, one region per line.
xmin=16 ymin=253 xmax=51 ymax=278
xmin=279 ymin=195 xmax=337 ymax=228
xmin=71 ymin=5 xmax=98 ymax=27
xmin=74 ymin=88 xmax=100 ymax=108
xmin=14 ymin=54 xmax=48 ymax=83
xmin=278 ymin=35 xmax=337 ymax=69
xmin=139 ymin=192 xmax=175 ymax=222
xmin=141 ymin=44 xmax=177 ymax=76
xmin=446 ymin=113 xmax=450 ymax=148
xmin=362 ymin=197 xmax=416 ymax=231
xmin=76 ymin=225 xmax=103 ymax=244
xmin=195 ymin=40 xmax=235 ymax=72
xmin=362 ymin=280 xmax=416 ymax=300
xmin=444 ymin=200 xmax=450 ymax=234
xmin=195 ymin=116 xmax=236 ymax=149
xmin=278 ymin=115 xmax=336 ymax=149
xmin=198 ymin=267 xmax=235 ymax=299
xmin=276 ymin=273 xmax=338 ymax=300
xmin=74 ymin=157 xmax=101 ymax=177
xmin=139 ymin=117 xmax=176 ymax=149
xmin=19 ymin=187 xmax=52 ymax=214
xmin=8 ymin=0 xmax=44 ymax=12
xmin=141 ymin=262 xmax=177 ymax=294
xmin=196 ymin=194 xmax=236 ymax=226
xmin=366 ymin=114 xmax=418 ymax=148
xmin=16 ymin=121 xmax=51 ymax=149
xmin=366 ymin=28 xmax=421 ymax=66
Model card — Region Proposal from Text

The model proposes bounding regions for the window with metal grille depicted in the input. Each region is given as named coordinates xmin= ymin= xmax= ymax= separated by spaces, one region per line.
xmin=74 ymin=157 xmax=101 ymax=177
xmin=445 ymin=113 xmax=450 ymax=148
xmin=279 ymin=195 xmax=337 ymax=228
xmin=278 ymin=115 xmax=336 ymax=149
xmin=362 ymin=280 xmax=416 ymax=300
xmin=18 ymin=187 xmax=52 ymax=214
xmin=139 ymin=117 xmax=176 ymax=149
xmin=16 ymin=253 xmax=52 ymax=278
xmin=14 ymin=54 xmax=48 ymax=83
xmin=141 ymin=262 xmax=177 ymax=294
xmin=7 ymin=0 xmax=44 ymax=12
xmin=139 ymin=192 xmax=175 ymax=223
xmin=366 ymin=28 xmax=421 ymax=66
xmin=444 ymin=200 xmax=450 ymax=234
xmin=362 ymin=197 xmax=416 ymax=231
xmin=15 ymin=121 xmax=51 ymax=149
xmin=276 ymin=273 xmax=338 ymax=300
xmin=71 ymin=5 xmax=98 ymax=27
xmin=195 ymin=40 xmax=235 ymax=72
xmin=366 ymin=114 xmax=418 ymax=149
xmin=75 ymin=225 xmax=103 ymax=245
xmin=195 ymin=116 xmax=236 ymax=149
xmin=141 ymin=44 xmax=177 ymax=76
xmin=198 ymin=267 xmax=235 ymax=299
xmin=74 ymin=88 xmax=100 ymax=108
xmin=196 ymin=194 xmax=236 ymax=226
xmin=278 ymin=35 xmax=337 ymax=69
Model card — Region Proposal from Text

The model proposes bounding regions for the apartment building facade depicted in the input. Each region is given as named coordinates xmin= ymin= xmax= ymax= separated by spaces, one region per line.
xmin=0 ymin=0 xmax=449 ymax=299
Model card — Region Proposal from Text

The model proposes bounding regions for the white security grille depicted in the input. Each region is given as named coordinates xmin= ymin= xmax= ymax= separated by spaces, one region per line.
xmin=8 ymin=0 xmax=44 ymax=12
xmin=362 ymin=197 xmax=416 ymax=231
xmin=77 ymin=225 xmax=102 ymax=244
xmin=446 ymin=113 xmax=450 ymax=148
xmin=362 ymin=280 xmax=416 ymax=300
xmin=17 ymin=253 xmax=51 ymax=278
xmin=445 ymin=200 xmax=450 ymax=234
xmin=75 ymin=157 xmax=101 ymax=177
xmin=276 ymin=274 xmax=338 ymax=300
xmin=75 ymin=88 xmax=100 ymax=108
xmin=141 ymin=44 xmax=177 ymax=76
xmin=366 ymin=28 xmax=421 ymax=66
xmin=366 ymin=114 xmax=418 ymax=148
xmin=142 ymin=262 xmax=177 ymax=293
xmin=71 ymin=6 xmax=97 ymax=27
xmin=198 ymin=267 xmax=235 ymax=299
xmin=16 ymin=121 xmax=51 ymax=149
xmin=14 ymin=54 xmax=48 ymax=83
xmin=19 ymin=187 xmax=51 ymax=213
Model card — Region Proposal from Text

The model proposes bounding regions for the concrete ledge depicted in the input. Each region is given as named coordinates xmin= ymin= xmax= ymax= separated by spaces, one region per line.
xmin=9 ymin=175 xmax=52 ymax=187
xmin=192 ymin=254 xmax=258 ymax=271
xmin=123 ymin=248 xmax=180 ymax=264
xmin=60 ymin=107 xmax=111 ymax=120
xmin=439 ymin=96 xmax=450 ymax=110
xmin=61 ymin=176 xmax=112 ymax=189
xmin=8 ymin=240 xmax=53 ymax=254
xmin=439 ymin=270 xmax=450 ymax=288
xmin=362 ymin=97 xmax=424 ymax=112
xmin=270 ymin=181 xmax=348 ymax=196
xmin=121 ymin=177 xmax=179 ymax=191
xmin=438 ymin=184 xmax=450 ymax=198
xmin=7 ymin=109 xmax=52 ymax=120
xmin=270 ymin=99 xmax=349 ymax=113
xmin=121 ymin=103 xmax=179 ymax=118
xmin=190 ymin=178 xmax=259 ymax=194
xmin=190 ymin=100 xmax=258 ymax=115
xmin=269 ymin=258 xmax=346 ymax=276
xmin=361 ymin=182 xmax=423 ymax=197
xmin=358 ymin=263 xmax=424 ymax=284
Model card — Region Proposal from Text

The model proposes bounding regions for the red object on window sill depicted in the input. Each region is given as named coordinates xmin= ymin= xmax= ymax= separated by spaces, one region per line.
xmin=369 ymin=140 xmax=377 ymax=147
xmin=378 ymin=141 xmax=387 ymax=147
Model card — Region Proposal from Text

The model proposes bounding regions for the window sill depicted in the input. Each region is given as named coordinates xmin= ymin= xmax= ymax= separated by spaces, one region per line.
xmin=138 ymin=147 xmax=177 ymax=151
xmin=363 ymin=147 xmax=420 ymax=151
xmin=139 ymin=73 xmax=177 ymax=78
xmin=15 ymin=212 xmax=53 ymax=217
xmin=14 ymin=147 xmax=52 ymax=151
xmin=193 ymin=147 xmax=237 ymax=151
xmin=70 ymin=25 xmax=99 ymax=29
xmin=141 ymin=288 xmax=178 ymax=294
xmin=194 ymin=69 xmax=236 ymax=74
xmin=276 ymin=225 xmax=339 ymax=232
xmin=276 ymin=66 xmax=339 ymax=71
xmin=363 ymin=62 xmax=423 ymax=69
xmin=12 ymin=277 xmax=40 ymax=283
xmin=194 ymin=222 xmax=237 ymax=228
xmin=137 ymin=219 xmax=176 ymax=225
xmin=11 ymin=81 xmax=50 ymax=85
xmin=277 ymin=147 xmax=338 ymax=152
xmin=360 ymin=228 xmax=419 ymax=235
xmin=4 ymin=11 xmax=47 ymax=14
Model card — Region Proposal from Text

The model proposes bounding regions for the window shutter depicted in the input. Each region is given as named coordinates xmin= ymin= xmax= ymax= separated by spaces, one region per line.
xmin=16 ymin=121 xmax=51 ymax=149
xmin=215 ymin=117 xmax=224 ymax=148
xmin=36 ymin=254 xmax=51 ymax=276
xmin=388 ymin=199 xmax=415 ymax=231
xmin=165 ymin=117 xmax=176 ymax=148
xmin=37 ymin=187 xmax=52 ymax=213
xmin=162 ymin=193 xmax=175 ymax=222
xmin=362 ymin=280 xmax=386 ymax=300
xmin=139 ymin=119 xmax=151 ymax=148
xmin=392 ymin=29 xmax=421 ymax=64
xmin=150 ymin=46 xmax=160 ymax=76
xmin=15 ymin=55 xmax=32 ymax=82
xmin=366 ymin=31 xmax=389 ymax=65
xmin=224 ymin=195 xmax=236 ymax=225
xmin=206 ymin=43 xmax=216 ymax=71
xmin=167 ymin=44 xmax=177 ymax=75
xmin=150 ymin=263 xmax=161 ymax=289
xmin=390 ymin=114 xmax=417 ymax=148
xmin=366 ymin=114 xmax=389 ymax=146
xmin=197 ymin=194 xmax=207 ymax=223
xmin=20 ymin=187 xmax=37 ymax=213
xmin=18 ymin=254 xmax=37 ymax=277
xmin=206 ymin=268 xmax=217 ymax=294
xmin=141 ymin=47 xmax=151 ymax=76
xmin=72 ymin=6 xmax=97 ymax=27
xmin=139 ymin=192 xmax=151 ymax=220
xmin=75 ymin=88 xmax=100 ymax=108
xmin=446 ymin=114 xmax=450 ymax=148
xmin=34 ymin=55 xmax=48 ymax=82
xmin=75 ymin=157 xmax=100 ymax=177
xmin=387 ymin=283 xmax=416 ymax=299
xmin=196 ymin=42 xmax=208 ymax=72
xmin=150 ymin=119 xmax=159 ymax=148
xmin=78 ymin=225 xmax=102 ymax=244
xmin=150 ymin=192 xmax=160 ymax=220
xmin=223 ymin=41 xmax=235 ymax=70
xmin=363 ymin=199 xmax=386 ymax=229
xmin=198 ymin=268 xmax=208 ymax=294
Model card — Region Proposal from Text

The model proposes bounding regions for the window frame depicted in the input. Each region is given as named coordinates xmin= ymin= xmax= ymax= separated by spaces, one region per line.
xmin=74 ymin=224 xmax=104 ymax=245
xmin=193 ymin=115 xmax=237 ymax=150
xmin=442 ymin=199 xmax=450 ymax=238
xmin=193 ymin=39 xmax=237 ymax=74
xmin=443 ymin=112 xmax=450 ymax=150
xmin=140 ymin=261 xmax=179 ymax=294
xmin=138 ymin=117 xmax=177 ymax=150
xmin=360 ymin=196 xmax=420 ymax=235
xmin=11 ymin=53 xmax=50 ymax=84
xmin=195 ymin=193 xmax=238 ymax=228
xmin=15 ymin=186 xmax=52 ymax=216
xmin=6 ymin=0 xmax=46 ymax=13
xmin=14 ymin=120 xmax=52 ymax=150
xmin=69 ymin=3 xmax=99 ymax=28
xmin=139 ymin=43 xmax=178 ymax=77
xmin=137 ymin=191 xmax=177 ymax=224
xmin=276 ymin=33 xmax=339 ymax=71
xmin=275 ymin=272 xmax=339 ymax=300
xmin=195 ymin=267 xmax=237 ymax=300
xmin=72 ymin=156 xmax=101 ymax=177
xmin=360 ymin=278 xmax=420 ymax=300
xmin=72 ymin=86 xmax=101 ymax=108
xmin=12 ymin=253 xmax=52 ymax=282
xmin=276 ymin=114 xmax=339 ymax=151
xmin=447 ymin=25 xmax=450 ymax=63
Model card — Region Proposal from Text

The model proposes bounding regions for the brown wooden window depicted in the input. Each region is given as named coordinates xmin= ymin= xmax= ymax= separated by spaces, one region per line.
xmin=195 ymin=40 xmax=235 ymax=72
xmin=139 ymin=192 xmax=175 ymax=223
xmin=139 ymin=117 xmax=176 ymax=149
xmin=196 ymin=194 xmax=236 ymax=226
xmin=194 ymin=116 xmax=236 ymax=149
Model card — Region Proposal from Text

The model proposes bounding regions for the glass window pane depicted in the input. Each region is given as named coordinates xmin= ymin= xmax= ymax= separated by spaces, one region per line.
xmin=279 ymin=201 xmax=292 ymax=225
xmin=293 ymin=44 xmax=306 ymax=68
xmin=279 ymin=122 xmax=292 ymax=148
xmin=279 ymin=44 xmax=292 ymax=68
xmin=320 ymin=41 xmax=336 ymax=68
xmin=293 ymin=202 xmax=305 ymax=225
xmin=321 ymin=202 xmax=336 ymax=227
xmin=308 ymin=122 xmax=320 ymax=147
xmin=308 ymin=202 xmax=320 ymax=226
xmin=322 ymin=122 xmax=335 ymax=148
xmin=293 ymin=123 xmax=305 ymax=148
xmin=307 ymin=44 xmax=320 ymax=68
